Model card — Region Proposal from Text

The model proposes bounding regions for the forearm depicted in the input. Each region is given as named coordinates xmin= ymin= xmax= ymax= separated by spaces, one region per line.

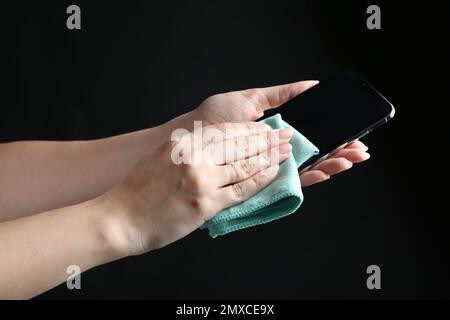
xmin=0 ymin=111 xmax=196 ymax=222
xmin=0 ymin=197 xmax=122 ymax=299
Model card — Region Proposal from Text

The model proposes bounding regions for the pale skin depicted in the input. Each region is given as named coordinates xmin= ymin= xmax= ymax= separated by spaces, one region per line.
xmin=0 ymin=81 xmax=369 ymax=299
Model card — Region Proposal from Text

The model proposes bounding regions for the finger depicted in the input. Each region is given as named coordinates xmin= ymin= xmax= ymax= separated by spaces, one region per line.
xmin=240 ymin=80 xmax=319 ymax=112
xmin=330 ymin=149 xmax=370 ymax=163
xmin=344 ymin=140 xmax=368 ymax=151
xmin=188 ymin=122 xmax=273 ymax=145
xmin=299 ymin=141 xmax=369 ymax=174
xmin=311 ymin=157 xmax=353 ymax=175
xmin=216 ymin=164 xmax=280 ymax=210
xmin=299 ymin=170 xmax=330 ymax=187
xmin=216 ymin=143 xmax=292 ymax=187
xmin=209 ymin=128 xmax=293 ymax=164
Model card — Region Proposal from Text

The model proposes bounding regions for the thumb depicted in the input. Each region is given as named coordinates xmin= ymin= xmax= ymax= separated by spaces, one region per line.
xmin=240 ymin=80 xmax=319 ymax=112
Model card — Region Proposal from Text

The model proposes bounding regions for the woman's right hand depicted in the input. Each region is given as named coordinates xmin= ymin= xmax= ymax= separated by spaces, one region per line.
xmin=98 ymin=122 xmax=293 ymax=257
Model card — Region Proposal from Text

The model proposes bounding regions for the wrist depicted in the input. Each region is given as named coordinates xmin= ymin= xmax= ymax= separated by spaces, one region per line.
xmin=86 ymin=194 xmax=135 ymax=260
xmin=159 ymin=110 xmax=199 ymax=137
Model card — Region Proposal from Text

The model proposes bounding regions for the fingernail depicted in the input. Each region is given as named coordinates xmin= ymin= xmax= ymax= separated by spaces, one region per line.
xmin=323 ymin=174 xmax=330 ymax=181
xmin=258 ymin=123 xmax=272 ymax=132
xmin=363 ymin=146 xmax=369 ymax=151
xmin=346 ymin=160 xmax=353 ymax=168
xmin=261 ymin=164 xmax=279 ymax=177
xmin=277 ymin=128 xmax=293 ymax=139
xmin=279 ymin=143 xmax=292 ymax=154
xmin=363 ymin=152 xmax=371 ymax=160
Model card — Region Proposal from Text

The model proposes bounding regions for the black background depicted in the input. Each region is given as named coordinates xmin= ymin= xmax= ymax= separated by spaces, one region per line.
xmin=3 ymin=0 xmax=450 ymax=299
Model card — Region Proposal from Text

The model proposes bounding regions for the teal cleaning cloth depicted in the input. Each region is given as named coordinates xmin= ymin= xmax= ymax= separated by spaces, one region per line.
xmin=201 ymin=113 xmax=319 ymax=238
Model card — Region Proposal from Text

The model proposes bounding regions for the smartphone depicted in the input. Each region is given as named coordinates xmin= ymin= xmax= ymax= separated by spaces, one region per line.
xmin=265 ymin=71 xmax=395 ymax=171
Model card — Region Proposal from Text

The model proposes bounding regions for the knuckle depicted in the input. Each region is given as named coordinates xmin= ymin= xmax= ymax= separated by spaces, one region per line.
xmin=191 ymin=175 xmax=205 ymax=191
xmin=260 ymin=152 xmax=271 ymax=166
xmin=178 ymin=163 xmax=189 ymax=174
xmin=190 ymin=197 xmax=214 ymax=219
xmin=165 ymin=139 xmax=180 ymax=153
xmin=260 ymin=131 xmax=270 ymax=149
xmin=336 ymin=158 xmax=351 ymax=169
xmin=182 ymin=165 xmax=204 ymax=190
xmin=231 ymin=138 xmax=241 ymax=161
xmin=238 ymin=138 xmax=250 ymax=156
xmin=231 ymin=182 xmax=246 ymax=199
xmin=250 ymin=174 xmax=263 ymax=189
xmin=234 ymin=160 xmax=252 ymax=179
xmin=190 ymin=196 xmax=206 ymax=213
xmin=256 ymin=175 xmax=264 ymax=189
xmin=253 ymin=104 xmax=264 ymax=118
xmin=180 ymin=163 xmax=194 ymax=174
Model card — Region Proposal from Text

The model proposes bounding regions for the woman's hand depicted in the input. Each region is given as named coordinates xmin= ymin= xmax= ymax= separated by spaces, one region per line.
xmin=99 ymin=122 xmax=293 ymax=256
xmin=189 ymin=81 xmax=370 ymax=186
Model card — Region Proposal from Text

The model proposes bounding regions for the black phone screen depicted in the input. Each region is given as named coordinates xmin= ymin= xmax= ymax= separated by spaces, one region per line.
xmin=267 ymin=71 xmax=394 ymax=167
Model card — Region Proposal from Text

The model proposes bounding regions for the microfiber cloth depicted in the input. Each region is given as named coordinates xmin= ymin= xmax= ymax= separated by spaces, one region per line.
xmin=201 ymin=113 xmax=319 ymax=238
